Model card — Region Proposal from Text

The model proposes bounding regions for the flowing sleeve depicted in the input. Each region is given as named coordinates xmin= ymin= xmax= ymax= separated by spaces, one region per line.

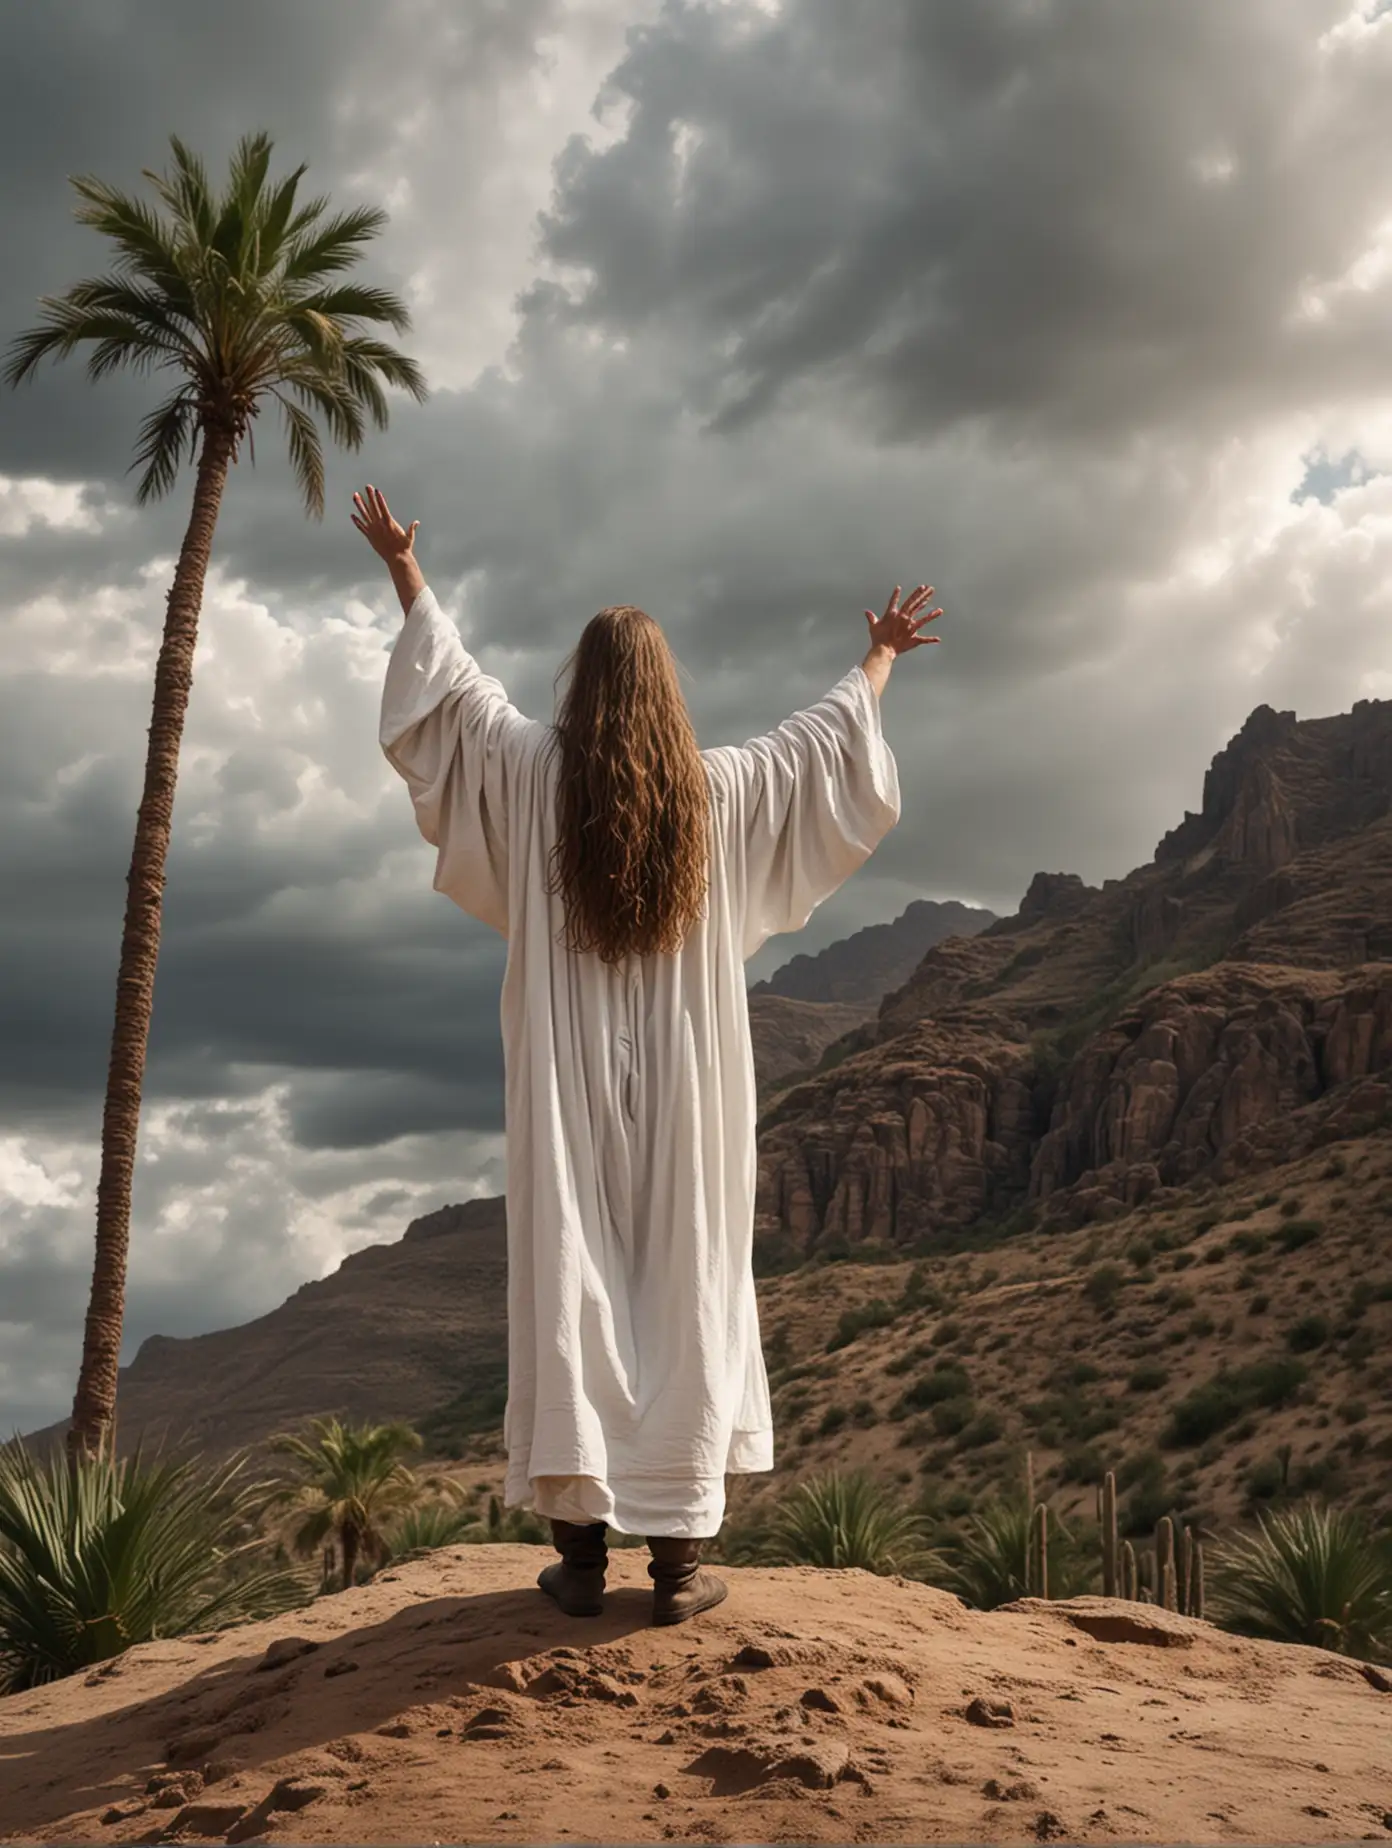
xmin=712 ymin=664 xmax=901 ymax=962
xmin=379 ymin=584 xmax=540 ymax=936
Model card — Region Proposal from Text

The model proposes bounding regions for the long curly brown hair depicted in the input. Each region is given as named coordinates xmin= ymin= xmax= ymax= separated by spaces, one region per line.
xmin=546 ymin=604 xmax=711 ymax=963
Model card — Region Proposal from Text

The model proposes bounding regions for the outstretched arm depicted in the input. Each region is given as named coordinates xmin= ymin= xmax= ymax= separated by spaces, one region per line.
xmin=860 ymin=583 xmax=943 ymax=697
xmin=352 ymin=483 xmax=425 ymax=617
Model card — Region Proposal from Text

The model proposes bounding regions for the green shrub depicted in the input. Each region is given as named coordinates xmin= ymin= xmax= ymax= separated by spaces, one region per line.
xmin=819 ymin=1404 xmax=849 ymax=1437
xmin=931 ymin=1397 xmax=975 ymax=1438
xmin=1059 ymin=1446 xmax=1108 ymax=1484
xmin=957 ymin=1410 xmax=1005 ymax=1450
xmin=0 ymin=1441 xmax=304 ymax=1693
xmin=1128 ymin=1363 xmax=1169 ymax=1393
xmin=1084 ymin=1264 xmax=1126 ymax=1310
xmin=1245 ymin=1457 xmax=1284 ymax=1502
xmin=1164 ymin=1358 xmax=1307 ymax=1447
xmin=1277 ymin=1219 xmax=1322 ymax=1253
xmin=894 ymin=1362 xmax=973 ymax=1417
xmin=748 ymin=1469 xmax=939 ymax=1576
xmin=826 ymin=1298 xmax=897 ymax=1353
xmin=1287 ymin=1315 xmax=1329 ymax=1353
xmin=1211 ymin=1502 xmax=1392 ymax=1659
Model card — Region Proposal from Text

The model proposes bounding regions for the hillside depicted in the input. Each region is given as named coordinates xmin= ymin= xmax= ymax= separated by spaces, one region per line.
xmin=739 ymin=1131 xmax=1392 ymax=1541
xmin=26 ymin=1201 xmax=510 ymax=1461
xmin=5 ymin=1545 xmax=1390 ymax=1847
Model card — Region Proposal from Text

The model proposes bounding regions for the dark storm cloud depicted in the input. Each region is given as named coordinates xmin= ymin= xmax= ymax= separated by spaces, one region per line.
xmin=533 ymin=0 xmax=1374 ymax=444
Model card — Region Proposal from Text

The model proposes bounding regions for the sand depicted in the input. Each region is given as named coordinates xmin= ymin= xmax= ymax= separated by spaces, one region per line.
xmin=2 ymin=1545 xmax=1390 ymax=1845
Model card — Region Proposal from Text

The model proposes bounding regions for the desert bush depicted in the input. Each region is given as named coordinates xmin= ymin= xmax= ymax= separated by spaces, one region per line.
xmin=957 ymin=1410 xmax=1005 ymax=1450
xmin=1127 ymin=1363 xmax=1169 ymax=1394
xmin=751 ymin=1469 xmax=940 ymax=1576
xmin=0 ymin=1441 xmax=303 ymax=1693
xmin=932 ymin=1497 xmax=1093 ymax=1609
xmin=894 ymin=1362 xmax=973 ymax=1415
xmin=827 ymin=1298 xmax=897 ymax=1353
xmin=931 ymin=1397 xmax=975 ymax=1438
xmin=1165 ymin=1359 xmax=1307 ymax=1448
xmin=1211 ymin=1502 xmax=1392 ymax=1660
xmin=383 ymin=1501 xmax=481 ymax=1561
xmin=1287 ymin=1314 xmax=1330 ymax=1353
xmin=1277 ymin=1219 xmax=1322 ymax=1253
xmin=1085 ymin=1264 xmax=1125 ymax=1310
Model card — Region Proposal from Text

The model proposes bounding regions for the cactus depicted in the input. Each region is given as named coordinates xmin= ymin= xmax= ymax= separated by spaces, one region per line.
xmin=1155 ymin=1516 xmax=1176 ymax=1612
xmin=1190 ymin=1540 xmax=1205 ymax=1620
xmin=1100 ymin=1471 xmax=1119 ymax=1598
xmin=1028 ymin=1500 xmax=1049 ymax=1599
xmin=1179 ymin=1523 xmax=1193 ymax=1613
xmin=1121 ymin=1539 xmax=1138 ymax=1601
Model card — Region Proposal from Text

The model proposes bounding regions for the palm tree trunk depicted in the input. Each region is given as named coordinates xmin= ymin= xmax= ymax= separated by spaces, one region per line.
xmin=341 ymin=1523 xmax=361 ymax=1591
xmin=67 ymin=424 xmax=235 ymax=1460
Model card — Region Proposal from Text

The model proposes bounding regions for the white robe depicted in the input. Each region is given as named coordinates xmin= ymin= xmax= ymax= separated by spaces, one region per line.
xmin=380 ymin=586 xmax=900 ymax=1536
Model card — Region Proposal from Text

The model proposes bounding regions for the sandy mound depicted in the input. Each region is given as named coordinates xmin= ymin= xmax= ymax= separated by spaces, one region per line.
xmin=2 ymin=1546 xmax=1390 ymax=1845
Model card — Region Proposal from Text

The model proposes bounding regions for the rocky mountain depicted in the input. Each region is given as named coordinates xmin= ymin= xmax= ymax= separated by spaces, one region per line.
xmin=755 ymin=697 xmax=1392 ymax=1267
xmin=750 ymin=896 xmax=996 ymax=1006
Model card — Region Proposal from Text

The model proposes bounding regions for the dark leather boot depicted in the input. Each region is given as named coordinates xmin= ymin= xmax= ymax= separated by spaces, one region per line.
xmin=647 ymin=1537 xmax=728 ymax=1626
xmin=537 ymin=1519 xmax=608 ymax=1617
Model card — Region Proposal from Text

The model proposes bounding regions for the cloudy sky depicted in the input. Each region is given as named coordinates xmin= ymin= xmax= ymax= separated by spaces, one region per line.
xmin=4 ymin=0 xmax=1392 ymax=1436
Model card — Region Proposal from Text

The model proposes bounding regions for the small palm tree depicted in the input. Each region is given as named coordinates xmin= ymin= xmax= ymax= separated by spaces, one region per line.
xmin=0 ymin=1437 xmax=304 ymax=1692
xmin=746 ymin=1469 xmax=940 ymax=1577
xmin=4 ymin=132 xmax=427 ymax=1459
xmin=263 ymin=1417 xmax=439 ymax=1590
xmin=1211 ymin=1501 xmax=1392 ymax=1661
xmin=936 ymin=1497 xmax=1093 ymax=1610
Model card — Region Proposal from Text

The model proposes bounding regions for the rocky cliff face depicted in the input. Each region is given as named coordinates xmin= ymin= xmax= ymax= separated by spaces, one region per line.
xmin=755 ymin=697 xmax=1392 ymax=1262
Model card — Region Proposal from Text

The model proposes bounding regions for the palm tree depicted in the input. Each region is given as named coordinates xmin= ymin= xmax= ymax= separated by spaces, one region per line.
xmin=263 ymin=1417 xmax=441 ymax=1590
xmin=1211 ymin=1501 xmax=1392 ymax=1661
xmin=3 ymin=133 xmax=427 ymax=1459
xmin=738 ymin=1469 xmax=940 ymax=1577
xmin=0 ymin=1437 xmax=304 ymax=1692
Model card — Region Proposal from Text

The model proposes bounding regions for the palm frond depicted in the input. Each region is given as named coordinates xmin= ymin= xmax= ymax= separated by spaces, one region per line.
xmin=297 ymin=283 xmax=413 ymax=334
xmin=283 ymin=205 xmax=389 ymax=284
xmin=273 ymin=391 xmax=327 ymax=517
xmin=127 ymin=388 xmax=200 ymax=505
xmin=67 ymin=177 xmax=188 ymax=296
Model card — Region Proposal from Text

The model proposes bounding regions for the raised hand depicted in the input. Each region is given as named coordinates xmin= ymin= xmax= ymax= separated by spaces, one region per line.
xmin=351 ymin=483 xmax=419 ymax=561
xmin=864 ymin=584 xmax=943 ymax=656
